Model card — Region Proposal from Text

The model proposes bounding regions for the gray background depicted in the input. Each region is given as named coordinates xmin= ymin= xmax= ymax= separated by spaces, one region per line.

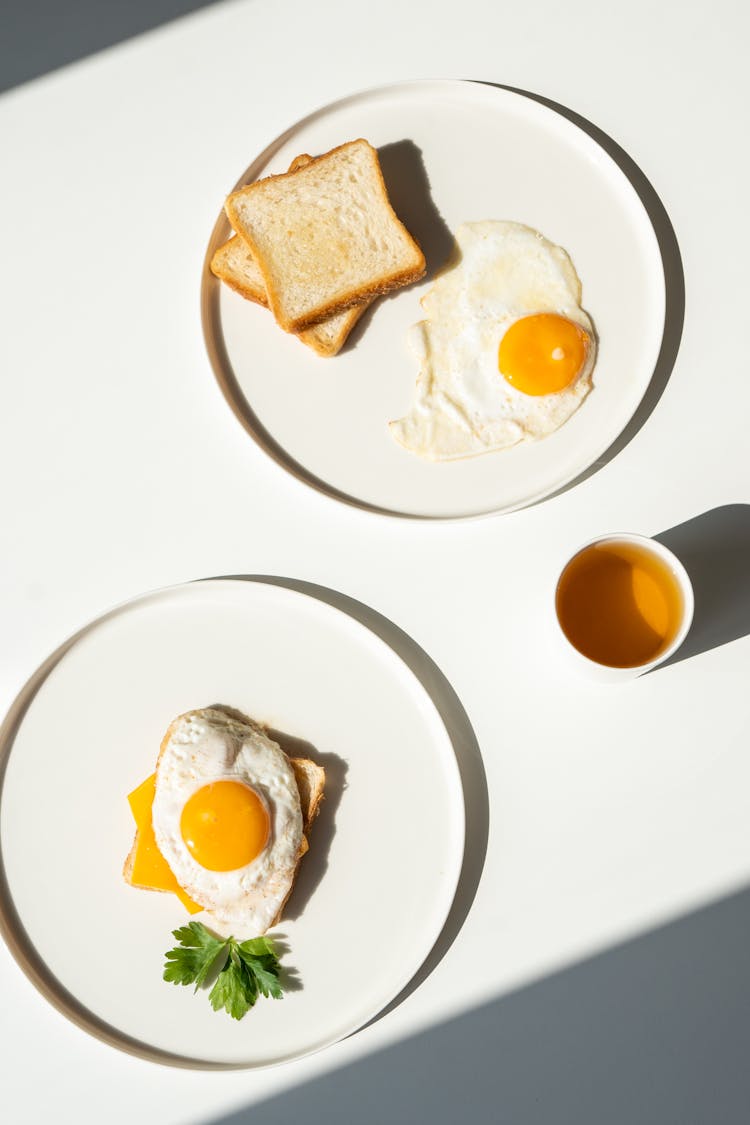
xmin=1 ymin=0 xmax=223 ymax=93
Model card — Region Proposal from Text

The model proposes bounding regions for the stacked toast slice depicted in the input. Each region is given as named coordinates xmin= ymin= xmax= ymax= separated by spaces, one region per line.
xmin=211 ymin=139 xmax=425 ymax=356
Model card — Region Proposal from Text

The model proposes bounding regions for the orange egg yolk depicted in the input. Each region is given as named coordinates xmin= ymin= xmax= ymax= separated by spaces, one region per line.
xmin=180 ymin=780 xmax=270 ymax=872
xmin=498 ymin=313 xmax=590 ymax=396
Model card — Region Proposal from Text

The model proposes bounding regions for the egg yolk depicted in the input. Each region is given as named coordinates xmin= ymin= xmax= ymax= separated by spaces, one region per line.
xmin=180 ymin=780 xmax=270 ymax=872
xmin=499 ymin=313 xmax=590 ymax=396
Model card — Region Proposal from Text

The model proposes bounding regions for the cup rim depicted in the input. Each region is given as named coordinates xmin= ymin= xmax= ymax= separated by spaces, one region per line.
xmin=554 ymin=531 xmax=695 ymax=672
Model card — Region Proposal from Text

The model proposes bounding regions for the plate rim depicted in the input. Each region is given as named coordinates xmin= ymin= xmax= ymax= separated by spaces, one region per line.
xmin=0 ymin=576 xmax=466 ymax=1068
xmin=200 ymin=77 xmax=667 ymax=521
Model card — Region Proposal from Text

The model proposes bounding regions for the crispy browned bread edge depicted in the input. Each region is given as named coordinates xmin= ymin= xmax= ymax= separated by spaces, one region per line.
xmin=209 ymin=154 xmax=316 ymax=305
xmin=225 ymin=139 xmax=426 ymax=333
xmin=212 ymin=152 xmax=373 ymax=352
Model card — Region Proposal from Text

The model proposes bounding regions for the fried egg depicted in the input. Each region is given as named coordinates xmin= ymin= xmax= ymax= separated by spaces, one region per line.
xmin=151 ymin=708 xmax=303 ymax=938
xmin=390 ymin=221 xmax=596 ymax=460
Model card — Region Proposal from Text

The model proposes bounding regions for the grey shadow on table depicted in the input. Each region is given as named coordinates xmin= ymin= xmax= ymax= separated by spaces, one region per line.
xmin=0 ymin=618 xmax=253 ymax=1069
xmin=480 ymin=82 xmax=685 ymax=500
xmin=339 ymin=139 xmax=455 ymax=353
xmin=206 ymin=883 xmax=750 ymax=1125
xmin=0 ymin=0 xmax=226 ymax=94
xmin=200 ymin=141 xmax=453 ymax=518
xmin=265 ymin=729 xmax=347 ymax=924
xmin=653 ymin=503 xmax=750 ymax=665
xmin=218 ymin=575 xmax=489 ymax=1022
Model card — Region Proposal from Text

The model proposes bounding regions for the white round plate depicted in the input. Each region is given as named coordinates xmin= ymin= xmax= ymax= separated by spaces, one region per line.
xmin=0 ymin=580 xmax=464 ymax=1067
xmin=202 ymin=79 xmax=666 ymax=519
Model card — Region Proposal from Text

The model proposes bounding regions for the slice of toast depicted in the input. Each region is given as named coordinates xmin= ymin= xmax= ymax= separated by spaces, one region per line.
xmin=225 ymin=138 xmax=426 ymax=332
xmin=211 ymin=153 xmax=315 ymax=309
xmin=211 ymin=233 xmax=368 ymax=357
xmin=210 ymin=234 xmax=267 ymax=307
xmin=290 ymin=757 xmax=326 ymax=836
xmin=211 ymin=152 xmax=369 ymax=356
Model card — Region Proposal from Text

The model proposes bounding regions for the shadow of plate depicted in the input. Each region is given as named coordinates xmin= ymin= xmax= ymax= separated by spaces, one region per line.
xmin=216 ymin=575 xmax=489 ymax=1025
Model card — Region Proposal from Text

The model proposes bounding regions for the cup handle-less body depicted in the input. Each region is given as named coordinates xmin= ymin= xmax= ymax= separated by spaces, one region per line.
xmin=553 ymin=532 xmax=695 ymax=681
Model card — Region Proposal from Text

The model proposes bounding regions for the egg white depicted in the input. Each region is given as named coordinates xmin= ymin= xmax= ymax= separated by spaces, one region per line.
xmin=152 ymin=708 xmax=303 ymax=938
xmin=390 ymin=221 xmax=596 ymax=460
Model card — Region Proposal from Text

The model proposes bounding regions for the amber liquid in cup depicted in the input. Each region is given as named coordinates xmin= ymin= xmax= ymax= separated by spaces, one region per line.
xmin=555 ymin=539 xmax=685 ymax=668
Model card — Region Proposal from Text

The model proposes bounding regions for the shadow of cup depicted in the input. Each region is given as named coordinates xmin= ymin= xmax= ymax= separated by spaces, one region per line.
xmin=655 ymin=504 xmax=750 ymax=664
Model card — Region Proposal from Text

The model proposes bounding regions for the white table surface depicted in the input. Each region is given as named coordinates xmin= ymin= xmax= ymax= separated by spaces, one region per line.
xmin=2 ymin=0 xmax=749 ymax=1121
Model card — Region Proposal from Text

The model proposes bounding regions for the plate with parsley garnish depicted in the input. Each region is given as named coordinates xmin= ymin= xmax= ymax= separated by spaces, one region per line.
xmin=0 ymin=578 xmax=465 ymax=1066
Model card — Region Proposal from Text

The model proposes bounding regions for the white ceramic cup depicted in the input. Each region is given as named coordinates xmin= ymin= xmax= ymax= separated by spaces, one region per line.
xmin=553 ymin=532 xmax=695 ymax=682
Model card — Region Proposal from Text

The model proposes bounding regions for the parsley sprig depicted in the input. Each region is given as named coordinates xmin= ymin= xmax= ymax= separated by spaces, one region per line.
xmin=163 ymin=921 xmax=284 ymax=1020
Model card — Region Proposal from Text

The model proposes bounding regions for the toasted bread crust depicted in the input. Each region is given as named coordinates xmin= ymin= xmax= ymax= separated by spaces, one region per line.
xmin=271 ymin=759 xmax=325 ymax=925
xmin=210 ymin=234 xmax=368 ymax=354
xmin=285 ymin=266 xmax=424 ymax=332
xmin=209 ymin=154 xmax=315 ymax=308
xmin=300 ymin=303 xmax=368 ymax=356
xmin=225 ymin=138 xmax=426 ymax=333
xmin=209 ymin=237 xmax=269 ymax=306
xmin=122 ymin=839 xmax=137 ymax=883
xmin=290 ymin=757 xmax=326 ymax=831
xmin=212 ymin=152 xmax=372 ymax=355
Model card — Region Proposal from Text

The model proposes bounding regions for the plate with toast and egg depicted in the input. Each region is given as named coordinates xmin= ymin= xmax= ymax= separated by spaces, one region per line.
xmin=0 ymin=579 xmax=464 ymax=1067
xmin=202 ymin=79 xmax=666 ymax=519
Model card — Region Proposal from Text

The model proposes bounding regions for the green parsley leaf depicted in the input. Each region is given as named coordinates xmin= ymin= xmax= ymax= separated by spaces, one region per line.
xmin=163 ymin=923 xmax=286 ymax=1019
xmin=163 ymin=921 xmax=229 ymax=991
xmin=209 ymin=948 xmax=256 ymax=1020
xmin=237 ymin=935 xmax=278 ymax=957
xmin=248 ymin=959 xmax=284 ymax=1000
xmin=236 ymin=939 xmax=284 ymax=999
